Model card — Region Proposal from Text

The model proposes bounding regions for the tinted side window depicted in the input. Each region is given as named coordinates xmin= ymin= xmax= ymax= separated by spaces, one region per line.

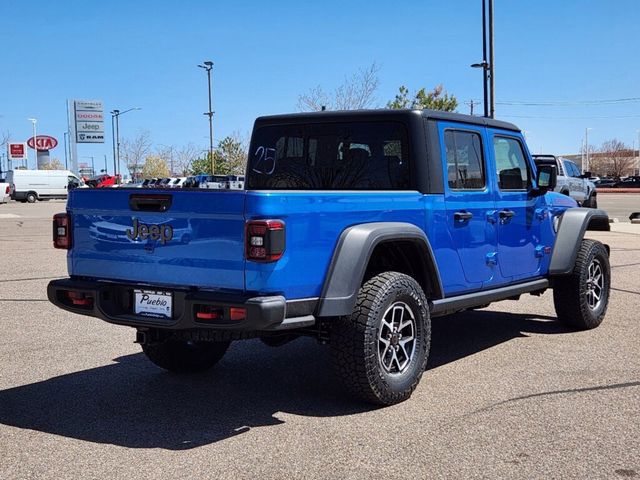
xmin=444 ymin=130 xmax=485 ymax=190
xmin=493 ymin=137 xmax=530 ymax=190
xmin=568 ymin=161 xmax=581 ymax=177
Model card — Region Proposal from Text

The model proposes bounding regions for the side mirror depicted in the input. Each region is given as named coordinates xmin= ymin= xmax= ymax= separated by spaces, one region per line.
xmin=535 ymin=164 xmax=557 ymax=193
xmin=532 ymin=165 xmax=558 ymax=196
xmin=580 ymin=171 xmax=592 ymax=179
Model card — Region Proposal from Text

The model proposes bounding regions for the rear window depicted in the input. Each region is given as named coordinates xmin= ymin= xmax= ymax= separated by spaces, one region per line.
xmin=247 ymin=121 xmax=411 ymax=190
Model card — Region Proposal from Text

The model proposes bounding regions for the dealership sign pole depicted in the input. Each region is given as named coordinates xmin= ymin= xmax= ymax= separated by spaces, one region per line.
xmin=68 ymin=99 xmax=105 ymax=174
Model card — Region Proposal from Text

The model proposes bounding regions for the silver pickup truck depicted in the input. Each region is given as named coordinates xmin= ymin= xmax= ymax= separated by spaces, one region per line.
xmin=533 ymin=155 xmax=597 ymax=208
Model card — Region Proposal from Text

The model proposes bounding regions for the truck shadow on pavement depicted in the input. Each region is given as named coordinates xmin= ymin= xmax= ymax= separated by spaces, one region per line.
xmin=0 ymin=310 xmax=569 ymax=450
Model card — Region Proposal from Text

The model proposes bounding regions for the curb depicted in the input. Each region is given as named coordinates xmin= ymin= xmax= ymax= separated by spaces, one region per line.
xmin=596 ymin=188 xmax=640 ymax=193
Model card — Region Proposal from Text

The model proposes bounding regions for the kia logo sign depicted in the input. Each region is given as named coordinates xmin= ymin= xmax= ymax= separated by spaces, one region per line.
xmin=27 ymin=135 xmax=58 ymax=151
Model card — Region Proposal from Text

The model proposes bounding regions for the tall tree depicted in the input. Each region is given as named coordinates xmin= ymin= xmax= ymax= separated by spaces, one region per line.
xmin=190 ymin=133 xmax=247 ymax=175
xmin=41 ymin=158 xmax=65 ymax=170
xmin=120 ymin=130 xmax=152 ymax=180
xmin=297 ymin=63 xmax=380 ymax=111
xmin=141 ymin=155 xmax=170 ymax=178
xmin=387 ymin=84 xmax=458 ymax=111
xmin=175 ymin=143 xmax=200 ymax=176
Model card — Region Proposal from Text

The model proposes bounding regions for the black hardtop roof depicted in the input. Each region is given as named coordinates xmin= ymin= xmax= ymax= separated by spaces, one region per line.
xmin=254 ymin=108 xmax=520 ymax=132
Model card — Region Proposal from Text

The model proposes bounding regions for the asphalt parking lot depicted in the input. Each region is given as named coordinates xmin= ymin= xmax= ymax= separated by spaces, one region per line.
xmin=0 ymin=199 xmax=638 ymax=479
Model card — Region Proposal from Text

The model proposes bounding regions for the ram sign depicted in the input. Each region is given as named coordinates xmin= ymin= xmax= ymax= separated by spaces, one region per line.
xmin=74 ymin=100 xmax=104 ymax=143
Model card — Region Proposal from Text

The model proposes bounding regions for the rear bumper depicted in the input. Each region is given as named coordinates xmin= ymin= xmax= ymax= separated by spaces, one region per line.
xmin=47 ymin=278 xmax=317 ymax=331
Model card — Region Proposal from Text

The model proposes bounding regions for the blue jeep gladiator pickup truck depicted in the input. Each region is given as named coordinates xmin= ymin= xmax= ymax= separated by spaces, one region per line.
xmin=48 ymin=109 xmax=611 ymax=405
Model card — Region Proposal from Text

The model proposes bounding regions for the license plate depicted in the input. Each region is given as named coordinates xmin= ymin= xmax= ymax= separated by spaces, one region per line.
xmin=134 ymin=289 xmax=172 ymax=318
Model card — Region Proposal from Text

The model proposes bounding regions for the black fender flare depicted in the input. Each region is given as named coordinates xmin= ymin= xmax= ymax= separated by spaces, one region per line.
xmin=316 ymin=222 xmax=443 ymax=317
xmin=549 ymin=208 xmax=610 ymax=275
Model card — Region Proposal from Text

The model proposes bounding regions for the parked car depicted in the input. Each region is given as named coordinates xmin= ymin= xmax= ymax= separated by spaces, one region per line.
xmin=86 ymin=174 xmax=120 ymax=188
xmin=594 ymin=178 xmax=617 ymax=188
xmin=49 ymin=109 xmax=611 ymax=406
xmin=227 ymin=175 xmax=245 ymax=190
xmin=6 ymin=169 xmax=83 ymax=203
xmin=532 ymin=155 xmax=598 ymax=207
xmin=613 ymin=176 xmax=640 ymax=188
xmin=0 ymin=181 xmax=10 ymax=204
xmin=170 ymin=177 xmax=188 ymax=188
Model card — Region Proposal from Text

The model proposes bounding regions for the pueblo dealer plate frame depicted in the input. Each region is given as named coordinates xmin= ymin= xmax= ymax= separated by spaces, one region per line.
xmin=134 ymin=289 xmax=173 ymax=318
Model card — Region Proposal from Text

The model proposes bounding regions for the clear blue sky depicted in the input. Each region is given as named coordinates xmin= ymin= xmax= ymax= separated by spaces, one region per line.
xmin=1 ymin=0 xmax=639 ymax=172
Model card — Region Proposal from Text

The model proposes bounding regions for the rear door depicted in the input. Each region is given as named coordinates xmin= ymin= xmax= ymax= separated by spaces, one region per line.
xmin=489 ymin=131 xmax=544 ymax=281
xmin=439 ymin=122 xmax=498 ymax=290
xmin=68 ymin=189 xmax=247 ymax=291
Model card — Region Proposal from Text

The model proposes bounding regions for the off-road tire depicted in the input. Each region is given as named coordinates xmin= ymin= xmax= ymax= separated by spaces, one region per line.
xmin=142 ymin=338 xmax=230 ymax=373
xmin=581 ymin=193 xmax=597 ymax=208
xmin=330 ymin=272 xmax=431 ymax=405
xmin=553 ymin=239 xmax=610 ymax=330
xmin=26 ymin=192 xmax=37 ymax=203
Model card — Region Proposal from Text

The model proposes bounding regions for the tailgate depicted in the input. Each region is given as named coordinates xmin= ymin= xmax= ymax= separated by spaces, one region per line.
xmin=68 ymin=188 xmax=246 ymax=291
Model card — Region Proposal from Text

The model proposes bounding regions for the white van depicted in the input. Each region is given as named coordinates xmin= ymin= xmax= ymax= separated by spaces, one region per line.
xmin=6 ymin=169 xmax=83 ymax=203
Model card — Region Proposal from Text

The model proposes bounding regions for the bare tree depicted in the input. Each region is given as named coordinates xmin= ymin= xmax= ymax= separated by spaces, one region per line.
xmin=175 ymin=143 xmax=200 ymax=176
xmin=120 ymin=130 xmax=152 ymax=180
xmin=598 ymin=139 xmax=635 ymax=179
xmin=297 ymin=63 xmax=380 ymax=111
xmin=1 ymin=130 xmax=10 ymax=147
xmin=156 ymin=145 xmax=176 ymax=175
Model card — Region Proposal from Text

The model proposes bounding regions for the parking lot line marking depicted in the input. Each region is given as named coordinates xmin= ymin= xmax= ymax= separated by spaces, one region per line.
xmin=0 ymin=214 xmax=21 ymax=218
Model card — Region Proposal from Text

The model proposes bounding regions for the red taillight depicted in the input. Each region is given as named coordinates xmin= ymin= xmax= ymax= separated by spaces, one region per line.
xmin=53 ymin=213 xmax=71 ymax=249
xmin=245 ymin=220 xmax=285 ymax=262
xmin=65 ymin=290 xmax=93 ymax=307
xmin=195 ymin=306 xmax=223 ymax=321
xmin=4 ymin=186 xmax=8 ymax=195
xmin=229 ymin=307 xmax=247 ymax=321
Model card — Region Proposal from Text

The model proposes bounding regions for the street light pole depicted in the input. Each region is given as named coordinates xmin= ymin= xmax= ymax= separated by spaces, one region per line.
xmin=28 ymin=118 xmax=37 ymax=169
xmin=471 ymin=0 xmax=492 ymax=118
xmin=110 ymin=107 xmax=141 ymax=182
xmin=488 ymin=0 xmax=495 ymax=118
xmin=63 ymin=132 xmax=69 ymax=169
xmin=481 ymin=0 xmax=488 ymax=117
xmin=636 ymin=129 xmax=640 ymax=175
xmin=198 ymin=60 xmax=215 ymax=174
xmin=111 ymin=110 xmax=118 ymax=177
xmin=585 ymin=127 xmax=592 ymax=173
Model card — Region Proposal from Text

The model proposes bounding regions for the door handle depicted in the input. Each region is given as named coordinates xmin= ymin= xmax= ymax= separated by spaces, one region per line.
xmin=454 ymin=211 xmax=473 ymax=222
xmin=499 ymin=210 xmax=515 ymax=222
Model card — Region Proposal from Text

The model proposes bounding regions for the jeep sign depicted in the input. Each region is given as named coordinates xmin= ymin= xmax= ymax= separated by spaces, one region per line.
xmin=27 ymin=135 xmax=58 ymax=151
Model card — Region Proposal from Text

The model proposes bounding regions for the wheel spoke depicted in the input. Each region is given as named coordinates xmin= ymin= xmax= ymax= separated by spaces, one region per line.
xmin=399 ymin=343 xmax=411 ymax=365
xmin=378 ymin=301 xmax=417 ymax=374
xmin=399 ymin=335 xmax=414 ymax=345
xmin=381 ymin=318 xmax=394 ymax=334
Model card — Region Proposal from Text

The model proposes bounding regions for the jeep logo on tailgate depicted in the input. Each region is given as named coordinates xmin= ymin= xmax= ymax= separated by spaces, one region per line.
xmin=126 ymin=219 xmax=174 ymax=244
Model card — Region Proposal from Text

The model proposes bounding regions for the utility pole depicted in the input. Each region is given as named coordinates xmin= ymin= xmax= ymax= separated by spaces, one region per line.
xmin=198 ymin=60 xmax=215 ymax=174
